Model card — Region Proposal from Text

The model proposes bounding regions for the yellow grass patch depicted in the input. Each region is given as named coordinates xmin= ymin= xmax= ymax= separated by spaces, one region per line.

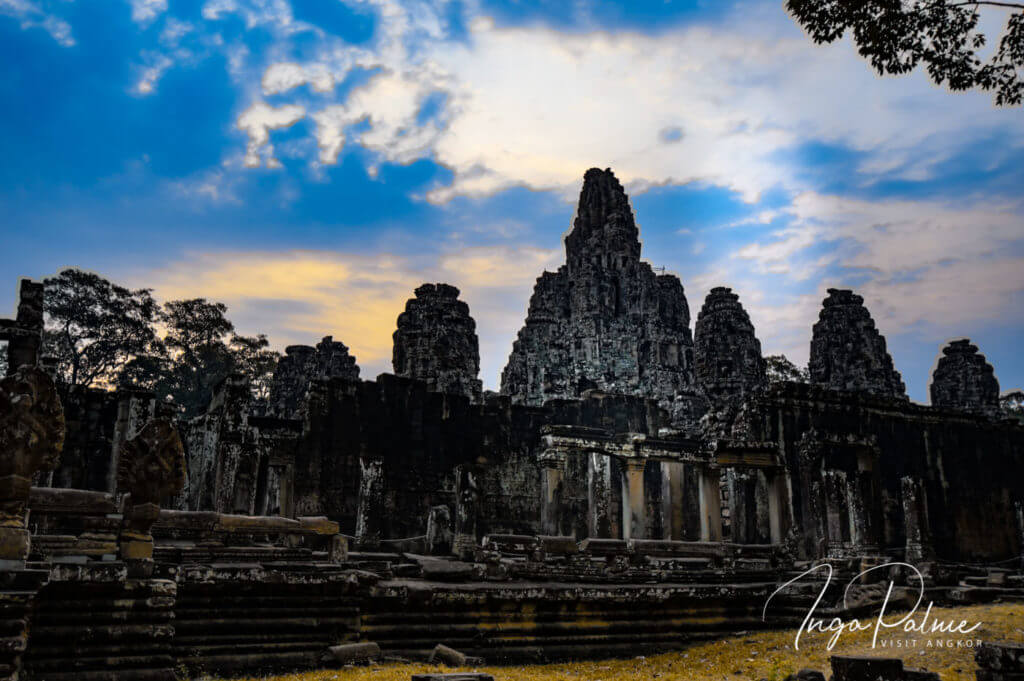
xmin=218 ymin=602 xmax=1024 ymax=681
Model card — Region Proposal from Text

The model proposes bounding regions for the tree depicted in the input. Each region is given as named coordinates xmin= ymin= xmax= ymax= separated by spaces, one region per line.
xmin=0 ymin=341 xmax=7 ymax=376
xmin=158 ymin=298 xmax=236 ymax=417
xmin=43 ymin=269 xmax=162 ymax=392
xmin=122 ymin=299 xmax=282 ymax=416
xmin=765 ymin=354 xmax=810 ymax=384
xmin=787 ymin=0 xmax=1024 ymax=106
xmin=1001 ymin=389 xmax=1024 ymax=422
xmin=229 ymin=334 xmax=281 ymax=401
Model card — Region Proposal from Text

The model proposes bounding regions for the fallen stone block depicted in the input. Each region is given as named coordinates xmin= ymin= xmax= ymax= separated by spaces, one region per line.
xmin=830 ymin=655 xmax=906 ymax=681
xmin=411 ymin=674 xmax=494 ymax=681
xmin=579 ymin=538 xmax=630 ymax=556
xmin=784 ymin=669 xmax=825 ymax=681
xmin=829 ymin=655 xmax=939 ymax=681
xmin=538 ymin=535 xmax=578 ymax=555
xmin=978 ymin=642 xmax=1024 ymax=672
xmin=483 ymin=534 xmax=538 ymax=555
xmin=324 ymin=641 xmax=381 ymax=665
xmin=428 ymin=643 xmax=470 ymax=667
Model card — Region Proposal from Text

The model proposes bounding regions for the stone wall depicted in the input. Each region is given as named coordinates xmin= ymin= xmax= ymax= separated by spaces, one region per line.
xmin=733 ymin=382 xmax=1024 ymax=561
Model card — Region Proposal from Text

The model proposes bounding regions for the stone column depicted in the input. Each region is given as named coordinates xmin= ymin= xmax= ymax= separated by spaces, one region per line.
xmin=698 ymin=466 xmax=722 ymax=542
xmin=0 ymin=366 xmax=65 ymax=568
xmin=116 ymin=417 xmax=186 ymax=576
xmin=355 ymin=458 xmax=385 ymax=550
xmin=662 ymin=461 xmax=684 ymax=540
xmin=587 ymin=452 xmax=615 ymax=539
xmin=901 ymin=476 xmax=934 ymax=563
xmin=425 ymin=505 xmax=453 ymax=555
xmin=622 ymin=460 xmax=648 ymax=541
xmin=1016 ymin=500 xmax=1024 ymax=572
xmin=541 ymin=453 xmax=566 ymax=536
xmin=823 ymin=469 xmax=849 ymax=556
xmin=2 ymin=281 xmax=44 ymax=375
xmin=453 ymin=466 xmax=480 ymax=560
xmin=766 ymin=470 xmax=788 ymax=544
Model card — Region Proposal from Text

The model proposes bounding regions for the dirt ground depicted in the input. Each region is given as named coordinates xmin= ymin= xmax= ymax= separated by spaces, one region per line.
xmin=217 ymin=601 xmax=1024 ymax=681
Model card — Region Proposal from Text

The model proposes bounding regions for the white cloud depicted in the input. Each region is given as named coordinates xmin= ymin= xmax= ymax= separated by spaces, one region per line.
xmin=706 ymin=192 xmax=1024 ymax=370
xmin=263 ymin=62 xmax=333 ymax=94
xmin=236 ymin=101 xmax=306 ymax=168
xmin=230 ymin=1 xmax=1023 ymax=206
xmin=130 ymin=0 xmax=167 ymax=26
xmin=133 ymin=53 xmax=174 ymax=95
xmin=1 ymin=0 xmax=74 ymax=46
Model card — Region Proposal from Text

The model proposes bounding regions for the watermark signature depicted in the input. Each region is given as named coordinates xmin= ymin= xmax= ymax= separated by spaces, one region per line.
xmin=762 ymin=562 xmax=982 ymax=651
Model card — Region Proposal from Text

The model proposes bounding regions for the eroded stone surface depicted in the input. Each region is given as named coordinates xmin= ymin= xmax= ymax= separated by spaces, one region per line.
xmin=501 ymin=168 xmax=699 ymax=428
xmin=269 ymin=336 xmax=359 ymax=416
xmin=393 ymin=283 xmax=482 ymax=402
xmin=809 ymin=289 xmax=906 ymax=398
xmin=694 ymin=287 xmax=765 ymax=403
xmin=930 ymin=338 xmax=1000 ymax=412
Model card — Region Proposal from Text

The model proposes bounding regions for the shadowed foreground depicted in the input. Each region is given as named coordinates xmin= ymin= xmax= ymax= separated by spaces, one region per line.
xmin=217 ymin=602 xmax=1023 ymax=681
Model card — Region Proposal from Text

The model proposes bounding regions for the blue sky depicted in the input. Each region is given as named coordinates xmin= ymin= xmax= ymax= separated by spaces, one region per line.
xmin=2 ymin=0 xmax=1023 ymax=402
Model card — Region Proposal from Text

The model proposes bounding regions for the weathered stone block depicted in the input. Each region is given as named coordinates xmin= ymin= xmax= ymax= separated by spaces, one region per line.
xmin=428 ymin=643 xmax=468 ymax=667
xmin=324 ymin=641 xmax=381 ymax=665
xmin=977 ymin=642 xmax=1024 ymax=672
xmin=830 ymin=655 xmax=908 ymax=681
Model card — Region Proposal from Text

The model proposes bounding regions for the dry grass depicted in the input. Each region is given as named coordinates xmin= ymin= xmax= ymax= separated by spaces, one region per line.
xmin=220 ymin=602 xmax=1024 ymax=681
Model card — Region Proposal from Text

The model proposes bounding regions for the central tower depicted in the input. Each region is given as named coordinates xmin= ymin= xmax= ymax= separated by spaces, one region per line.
xmin=501 ymin=168 xmax=700 ymax=425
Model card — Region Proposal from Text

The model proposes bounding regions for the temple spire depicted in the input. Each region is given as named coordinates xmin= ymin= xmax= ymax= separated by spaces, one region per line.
xmin=564 ymin=168 xmax=641 ymax=264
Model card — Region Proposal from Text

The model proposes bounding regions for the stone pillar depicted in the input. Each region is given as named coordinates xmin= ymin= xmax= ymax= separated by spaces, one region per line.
xmin=0 ymin=366 xmax=65 ymax=568
xmin=901 ymin=476 xmax=934 ymax=563
xmin=541 ymin=455 xmax=566 ymax=536
xmin=767 ymin=470 xmax=787 ymax=544
xmin=587 ymin=452 xmax=616 ymax=538
xmin=726 ymin=469 xmax=748 ymax=543
xmin=2 ymin=281 xmax=44 ymax=375
xmin=622 ymin=460 xmax=648 ymax=541
xmin=698 ymin=466 xmax=722 ymax=542
xmin=823 ymin=469 xmax=850 ymax=556
xmin=849 ymin=469 xmax=880 ymax=554
xmin=1016 ymin=500 xmax=1024 ymax=572
xmin=425 ymin=505 xmax=453 ymax=555
xmin=116 ymin=417 xmax=186 ymax=576
xmin=662 ymin=461 xmax=684 ymax=540
xmin=355 ymin=458 xmax=385 ymax=550
xmin=453 ymin=466 xmax=480 ymax=560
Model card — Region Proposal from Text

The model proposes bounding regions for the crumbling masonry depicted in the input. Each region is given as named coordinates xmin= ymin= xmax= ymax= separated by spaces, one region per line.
xmin=1 ymin=168 xmax=1022 ymax=680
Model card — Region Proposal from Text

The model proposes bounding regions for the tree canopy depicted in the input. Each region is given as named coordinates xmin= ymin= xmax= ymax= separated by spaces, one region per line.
xmin=787 ymin=0 xmax=1024 ymax=106
xmin=43 ymin=269 xmax=162 ymax=391
xmin=765 ymin=354 xmax=810 ymax=384
xmin=1001 ymin=389 xmax=1024 ymax=422
xmin=41 ymin=269 xmax=279 ymax=417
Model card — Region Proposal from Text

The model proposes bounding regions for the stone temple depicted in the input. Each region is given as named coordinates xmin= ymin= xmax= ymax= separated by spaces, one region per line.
xmin=0 ymin=168 xmax=1022 ymax=680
